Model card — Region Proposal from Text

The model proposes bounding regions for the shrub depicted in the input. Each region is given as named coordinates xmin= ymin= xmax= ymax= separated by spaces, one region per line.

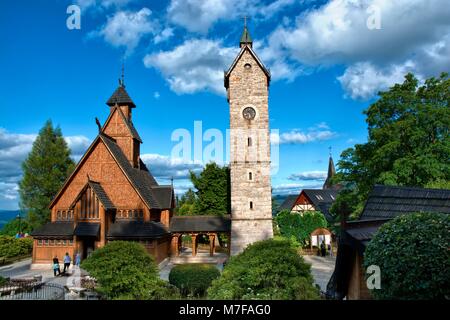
xmin=364 ymin=212 xmax=450 ymax=300
xmin=0 ymin=236 xmax=33 ymax=258
xmin=207 ymin=238 xmax=320 ymax=300
xmin=81 ymin=241 xmax=179 ymax=300
xmin=0 ymin=275 xmax=7 ymax=286
xmin=169 ymin=264 xmax=220 ymax=297
xmin=276 ymin=210 xmax=327 ymax=247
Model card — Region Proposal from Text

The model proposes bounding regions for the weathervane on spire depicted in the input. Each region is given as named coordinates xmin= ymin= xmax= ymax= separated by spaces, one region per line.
xmin=119 ymin=53 xmax=125 ymax=87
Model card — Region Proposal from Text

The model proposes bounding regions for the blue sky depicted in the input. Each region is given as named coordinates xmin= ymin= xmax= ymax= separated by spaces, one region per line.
xmin=0 ymin=0 xmax=449 ymax=209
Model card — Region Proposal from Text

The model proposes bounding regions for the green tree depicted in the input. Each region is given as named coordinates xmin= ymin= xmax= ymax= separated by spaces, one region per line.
xmin=275 ymin=210 xmax=327 ymax=247
xmin=175 ymin=188 xmax=197 ymax=215
xmin=0 ymin=218 xmax=33 ymax=236
xmin=334 ymin=73 xmax=450 ymax=216
xmin=81 ymin=241 xmax=179 ymax=300
xmin=208 ymin=238 xmax=320 ymax=300
xmin=19 ymin=120 xmax=75 ymax=228
xmin=189 ymin=162 xmax=230 ymax=215
xmin=364 ymin=212 xmax=450 ymax=300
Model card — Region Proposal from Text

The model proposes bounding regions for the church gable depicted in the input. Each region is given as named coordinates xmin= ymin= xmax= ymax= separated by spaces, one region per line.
xmin=50 ymin=138 xmax=145 ymax=212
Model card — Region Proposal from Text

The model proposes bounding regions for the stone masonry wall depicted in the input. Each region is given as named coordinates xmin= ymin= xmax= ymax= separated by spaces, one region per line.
xmin=228 ymin=48 xmax=273 ymax=255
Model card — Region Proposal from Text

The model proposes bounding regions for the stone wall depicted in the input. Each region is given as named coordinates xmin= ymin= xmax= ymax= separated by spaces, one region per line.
xmin=227 ymin=47 xmax=273 ymax=255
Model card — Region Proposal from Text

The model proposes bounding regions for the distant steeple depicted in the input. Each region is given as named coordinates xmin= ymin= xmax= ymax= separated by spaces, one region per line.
xmin=323 ymin=147 xmax=336 ymax=189
xmin=240 ymin=16 xmax=253 ymax=48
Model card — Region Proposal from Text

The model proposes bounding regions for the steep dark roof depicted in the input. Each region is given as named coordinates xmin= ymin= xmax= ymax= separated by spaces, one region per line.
xmin=31 ymin=222 xmax=74 ymax=239
xmin=88 ymin=181 xmax=115 ymax=209
xmin=100 ymin=134 xmax=170 ymax=209
xmin=106 ymin=85 xmax=135 ymax=108
xmin=360 ymin=185 xmax=450 ymax=220
xmin=302 ymin=189 xmax=338 ymax=222
xmin=170 ymin=215 xmax=231 ymax=233
xmin=74 ymin=222 xmax=100 ymax=237
xmin=278 ymin=195 xmax=298 ymax=211
xmin=152 ymin=186 xmax=173 ymax=209
xmin=70 ymin=180 xmax=115 ymax=210
xmin=107 ymin=221 xmax=169 ymax=239
xmin=323 ymin=156 xmax=336 ymax=189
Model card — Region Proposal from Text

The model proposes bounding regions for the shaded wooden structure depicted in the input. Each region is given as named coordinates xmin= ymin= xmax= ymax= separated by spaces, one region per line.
xmin=328 ymin=185 xmax=450 ymax=300
xmin=169 ymin=216 xmax=231 ymax=257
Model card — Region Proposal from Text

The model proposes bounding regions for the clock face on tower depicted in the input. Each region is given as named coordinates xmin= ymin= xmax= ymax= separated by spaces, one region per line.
xmin=242 ymin=106 xmax=256 ymax=120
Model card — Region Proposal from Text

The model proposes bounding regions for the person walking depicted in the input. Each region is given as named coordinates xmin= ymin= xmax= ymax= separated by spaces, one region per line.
xmin=320 ymin=241 xmax=326 ymax=257
xmin=75 ymin=252 xmax=81 ymax=268
xmin=63 ymin=252 xmax=71 ymax=273
xmin=53 ymin=255 xmax=61 ymax=276
xmin=328 ymin=243 xmax=333 ymax=257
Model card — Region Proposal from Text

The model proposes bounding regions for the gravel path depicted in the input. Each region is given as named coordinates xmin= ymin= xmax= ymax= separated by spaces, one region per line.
xmin=302 ymin=255 xmax=336 ymax=292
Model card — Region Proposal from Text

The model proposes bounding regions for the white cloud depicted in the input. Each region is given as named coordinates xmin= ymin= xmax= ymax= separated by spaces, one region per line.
xmin=76 ymin=0 xmax=134 ymax=10
xmin=0 ymin=128 xmax=91 ymax=209
xmin=271 ymin=123 xmax=336 ymax=145
xmin=262 ymin=0 xmax=450 ymax=99
xmin=140 ymin=153 xmax=203 ymax=179
xmin=93 ymin=8 xmax=155 ymax=54
xmin=288 ymin=171 xmax=327 ymax=181
xmin=337 ymin=61 xmax=418 ymax=100
xmin=272 ymin=182 xmax=323 ymax=195
xmin=154 ymin=27 xmax=174 ymax=44
xmin=153 ymin=91 xmax=160 ymax=99
xmin=143 ymin=39 xmax=238 ymax=95
xmin=167 ymin=0 xmax=297 ymax=33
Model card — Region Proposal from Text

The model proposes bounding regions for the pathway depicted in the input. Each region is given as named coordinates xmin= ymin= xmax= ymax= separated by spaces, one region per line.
xmin=302 ymin=255 xmax=336 ymax=292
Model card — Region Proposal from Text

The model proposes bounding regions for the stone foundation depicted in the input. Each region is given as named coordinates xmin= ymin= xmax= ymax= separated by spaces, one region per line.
xmin=230 ymin=218 xmax=273 ymax=255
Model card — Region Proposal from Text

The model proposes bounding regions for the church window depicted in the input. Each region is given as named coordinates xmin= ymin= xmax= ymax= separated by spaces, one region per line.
xmin=244 ymin=63 xmax=252 ymax=70
xmin=250 ymin=201 xmax=253 ymax=209
xmin=249 ymin=172 xmax=253 ymax=180
xmin=248 ymin=137 xmax=252 ymax=146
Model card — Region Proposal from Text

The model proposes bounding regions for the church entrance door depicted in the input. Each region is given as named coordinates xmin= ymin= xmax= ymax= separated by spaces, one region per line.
xmin=82 ymin=238 xmax=95 ymax=260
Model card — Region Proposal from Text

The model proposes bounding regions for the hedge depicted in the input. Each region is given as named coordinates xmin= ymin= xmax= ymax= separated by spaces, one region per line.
xmin=207 ymin=238 xmax=320 ymax=300
xmin=276 ymin=210 xmax=327 ymax=247
xmin=0 ymin=236 xmax=33 ymax=259
xmin=364 ymin=212 xmax=450 ymax=300
xmin=169 ymin=264 xmax=220 ymax=297
xmin=81 ymin=241 xmax=179 ymax=300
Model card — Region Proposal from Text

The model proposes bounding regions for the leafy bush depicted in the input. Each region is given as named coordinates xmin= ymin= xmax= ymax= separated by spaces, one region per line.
xmin=81 ymin=241 xmax=179 ymax=300
xmin=169 ymin=264 xmax=220 ymax=297
xmin=0 ymin=236 xmax=33 ymax=258
xmin=0 ymin=275 xmax=7 ymax=286
xmin=364 ymin=212 xmax=450 ymax=300
xmin=276 ymin=210 xmax=327 ymax=247
xmin=207 ymin=238 xmax=320 ymax=300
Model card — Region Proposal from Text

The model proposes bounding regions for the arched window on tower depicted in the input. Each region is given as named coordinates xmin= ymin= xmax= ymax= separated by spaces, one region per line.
xmin=248 ymin=137 xmax=252 ymax=146
xmin=250 ymin=201 xmax=253 ymax=209
xmin=249 ymin=172 xmax=253 ymax=180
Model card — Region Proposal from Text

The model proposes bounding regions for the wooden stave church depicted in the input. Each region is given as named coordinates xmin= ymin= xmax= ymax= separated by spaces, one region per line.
xmin=31 ymin=81 xmax=175 ymax=265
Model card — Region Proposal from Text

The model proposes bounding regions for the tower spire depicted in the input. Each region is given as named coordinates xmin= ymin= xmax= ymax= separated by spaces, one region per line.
xmin=323 ymin=147 xmax=336 ymax=189
xmin=120 ymin=55 xmax=125 ymax=88
xmin=240 ymin=16 xmax=252 ymax=48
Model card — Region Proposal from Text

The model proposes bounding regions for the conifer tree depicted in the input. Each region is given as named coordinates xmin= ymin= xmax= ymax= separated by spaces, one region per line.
xmin=19 ymin=120 xmax=75 ymax=228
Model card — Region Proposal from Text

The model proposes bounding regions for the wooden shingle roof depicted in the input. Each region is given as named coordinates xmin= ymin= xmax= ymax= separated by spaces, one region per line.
xmin=107 ymin=221 xmax=169 ymax=239
xmin=30 ymin=222 xmax=74 ymax=239
xmin=169 ymin=215 xmax=231 ymax=233
xmin=360 ymin=185 xmax=450 ymax=220
xmin=106 ymin=85 xmax=135 ymax=108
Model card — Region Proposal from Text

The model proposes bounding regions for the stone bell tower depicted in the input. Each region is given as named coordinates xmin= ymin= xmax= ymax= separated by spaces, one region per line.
xmin=225 ymin=23 xmax=273 ymax=255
